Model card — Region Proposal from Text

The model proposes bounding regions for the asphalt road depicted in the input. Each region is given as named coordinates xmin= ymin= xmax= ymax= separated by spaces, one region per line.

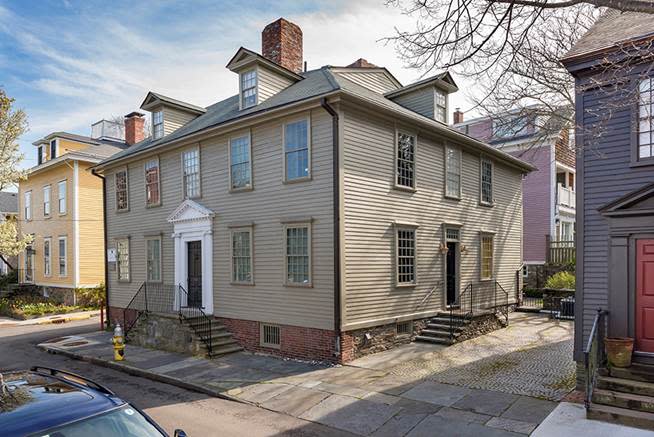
xmin=0 ymin=319 xmax=351 ymax=437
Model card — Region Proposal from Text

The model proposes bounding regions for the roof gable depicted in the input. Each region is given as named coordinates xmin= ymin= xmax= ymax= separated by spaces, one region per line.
xmin=385 ymin=72 xmax=458 ymax=98
xmin=226 ymin=47 xmax=303 ymax=81
xmin=599 ymin=182 xmax=654 ymax=217
xmin=140 ymin=92 xmax=206 ymax=115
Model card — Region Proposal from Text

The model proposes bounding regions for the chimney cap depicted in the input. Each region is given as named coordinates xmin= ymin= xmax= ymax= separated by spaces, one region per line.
xmin=125 ymin=111 xmax=145 ymax=119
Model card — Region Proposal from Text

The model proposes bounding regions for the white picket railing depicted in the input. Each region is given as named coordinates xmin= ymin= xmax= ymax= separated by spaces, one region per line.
xmin=557 ymin=184 xmax=575 ymax=209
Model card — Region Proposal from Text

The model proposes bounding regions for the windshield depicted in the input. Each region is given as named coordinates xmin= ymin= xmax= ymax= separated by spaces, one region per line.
xmin=34 ymin=405 xmax=165 ymax=437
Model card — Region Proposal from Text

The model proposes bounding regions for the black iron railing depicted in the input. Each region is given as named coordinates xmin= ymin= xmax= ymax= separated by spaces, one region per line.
xmin=178 ymin=284 xmax=213 ymax=357
xmin=584 ymin=308 xmax=608 ymax=410
xmin=449 ymin=281 xmax=511 ymax=340
xmin=123 ymin=282 xmax=176 ymax=337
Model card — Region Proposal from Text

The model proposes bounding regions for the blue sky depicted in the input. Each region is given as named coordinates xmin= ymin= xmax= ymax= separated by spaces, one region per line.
xmin=1 ymin=0 xmax=471 ymax=172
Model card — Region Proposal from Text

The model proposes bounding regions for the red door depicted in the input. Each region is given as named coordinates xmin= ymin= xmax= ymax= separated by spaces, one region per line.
xmin=636 ymin=240 xmax=654 ymax=353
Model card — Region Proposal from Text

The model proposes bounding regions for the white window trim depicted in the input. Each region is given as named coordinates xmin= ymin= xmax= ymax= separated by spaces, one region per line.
xmin=444 ymin=145 xmax=462 ymax=200
xmin=260 ymin=323 xmax=281 ymax=349
xmin=230 ymin=226 xmax=254 ymax=285
xmin=434 ymin=88 xmax=448 ymax=124
xmin=58 ymin=236 xmax=67 ymax=278
xmin=282 ymin=115 xmax=312 ymax=183
xmin=145 ymin=235 xmax=162 ymax=283
xmin=37 ymin=145 xmax=44 ymax=164
xmin=181 ymin=146 xmax=201 ymax=199
xmin=394 ymin=128 xmax=418 ymax=191
xmin=116 ymin=237 xmax=131 ymax=283
xmin=152 ymin=110 xmax=164 ymax=139
xmin=49 ymin=139 xmax=58 ymax=160
xmin=57 ymin=180 xmax=67 ymax=215
xmin=114 ymin=168 xmax=129 ymax=212
xmin=239 ymin=68 xmax=258 ymax=110
xmin=144 ymin=157 xmax=161 ymax=207
xmin=228 ymin=130 xmax=254 ymax=192
xmin=479 ymin=157 xmax=494 ymax=206
xmin=43 ymin=237 xmax=52 ymax=277
xmin=394 ymin=223 xmax=418 ymax=287
xmin=43 ymin=185 xmax=51 ymax=217
xmin=283 ymin=222 xmax=312 ymax=287
xmin=480 ymin=232 xmax=494 ymax=281
xmin=24 ymin=190 xmax=32 ymax=221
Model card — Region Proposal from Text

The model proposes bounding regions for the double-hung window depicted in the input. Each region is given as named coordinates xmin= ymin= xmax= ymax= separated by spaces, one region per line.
xmin=24 ymin=191 xmax=32 ymax=221
xmin=480 ymin=234 xmax=494 ymax=280
xmin=58 ymin=236 xmax=67 ymax=277
xmin=37 ymin=146 xmax=44 ymax=165
xmin=58 ymin=180 xmax=67 ymax=214
xmin=116 ymin=238 xmax=130 ymax=282
xmin=396 ymin=132 xmax=416 ymax=189
xmin=144 ymin=159 xmax=160 ymax=206
xmin=50 ymin=139 xmax=57 ymax=159
xmin=230 ymin=134 xmax=252 ymax=190
xmin=480 ymin=158 xmax=493 ymax=205
xmin=445 ymin=146 xmax=462 ymax=199
xmin=396 ymin=227 xmax=417 ymax=285
xmin=115 ymin=170 xmax=128 ymax=211
xmin=43 ymin=185 xmax=51 ymax=217
xmin=241 ymin=70 xmax=257 ymax=109
xmin=153 ymin=111 xmax=164 ymax=139
xmin=43 ymin=237 xmax=51 ymax=277
xmin=284 ymin=119 xmax=310 ymax=181
xmin=435 ymin=89 xmax=447 ymax=123
xmin=231 ymin=228 xmax=253 ymax=284
xmin=638 ymin=77 xmax=654 ymax=160
xmin=145 ymin=237 xmax=161 ymax=282
xmin=182 ymin=148 xmax=200 ymax=198
xmin=285 ymin=224 xmax=311 ymax=286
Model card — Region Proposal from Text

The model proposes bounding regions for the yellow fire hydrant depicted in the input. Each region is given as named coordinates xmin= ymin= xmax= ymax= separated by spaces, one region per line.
xmin=112 ymin=323 xmax=125 ymax=361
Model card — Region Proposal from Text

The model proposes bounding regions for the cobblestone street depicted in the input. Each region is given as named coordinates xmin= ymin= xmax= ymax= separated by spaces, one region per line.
xmin=355 ymin=312 xmax=575 ymax=401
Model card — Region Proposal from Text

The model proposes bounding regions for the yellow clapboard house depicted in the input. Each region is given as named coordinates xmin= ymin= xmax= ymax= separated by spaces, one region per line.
xmin=18 ymin=121 xmax=130 ymax=300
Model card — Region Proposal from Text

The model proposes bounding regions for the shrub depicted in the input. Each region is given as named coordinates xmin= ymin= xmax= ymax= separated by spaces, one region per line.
xmin=75 ymin=283 xmax=105 ymax=308
xmin=0 ymin=291 xmax=97 ymax=319
xmin=545 ymin=271 xmax=575 ymax=290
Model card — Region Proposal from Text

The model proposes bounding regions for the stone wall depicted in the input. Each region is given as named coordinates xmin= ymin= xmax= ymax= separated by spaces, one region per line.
xmin=127 ymin=313 xmax=204 ymax=356
xmin=456 ymin=314 xmax=506 ymax=343
xmin=340 ymin=318 xmax=429 ymax=361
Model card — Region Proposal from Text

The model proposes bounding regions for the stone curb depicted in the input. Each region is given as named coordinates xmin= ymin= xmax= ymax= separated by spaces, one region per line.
xmin=38 ymin=344 xmax=247 ymax=405
xmin=0 ymin=311 xmax=100 ymax=327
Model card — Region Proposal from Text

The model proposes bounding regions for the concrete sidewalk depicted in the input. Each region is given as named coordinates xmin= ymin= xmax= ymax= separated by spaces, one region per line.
xmin=0 ymin=310 xmax=100 ymax=327
xmin=39 ymin=331 xmax=559 ymax=436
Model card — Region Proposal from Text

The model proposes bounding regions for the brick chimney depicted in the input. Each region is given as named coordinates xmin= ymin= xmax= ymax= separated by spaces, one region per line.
xmin=124 ymin=112 xmax=145 ymax=145
xmin=453 ymin=108 xmax=464 ymax=124
xmin=347 ymin=58 xmax=377 ymax=68
xmin=262 ymin=18 xmax=303 ymax=73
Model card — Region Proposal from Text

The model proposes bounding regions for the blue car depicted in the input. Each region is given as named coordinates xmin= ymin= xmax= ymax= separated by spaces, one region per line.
xmin=0 ymin=367 xmax=187 ymax=437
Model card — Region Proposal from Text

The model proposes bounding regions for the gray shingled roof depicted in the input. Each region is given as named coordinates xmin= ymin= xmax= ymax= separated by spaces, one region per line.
xmin=99 ymin=67 xmax=533 ymax=172
xmin=0 ymin=192 xmax=18 ymax=213
xmin=563 ymin=9 xmax=654 ymax=61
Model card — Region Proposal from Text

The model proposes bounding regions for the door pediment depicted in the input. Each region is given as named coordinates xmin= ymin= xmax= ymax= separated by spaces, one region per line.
xmin=599 ymin=182 xmax=654 ymax=217
xmin=167 ymin=200 xmax=214 ymax=224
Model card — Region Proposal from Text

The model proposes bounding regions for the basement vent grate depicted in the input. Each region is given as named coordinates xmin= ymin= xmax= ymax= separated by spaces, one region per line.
xmin=260 ymin=324 xmax=281 ymax=349
xmin=396 ymin=321 xmax=412 ymax=336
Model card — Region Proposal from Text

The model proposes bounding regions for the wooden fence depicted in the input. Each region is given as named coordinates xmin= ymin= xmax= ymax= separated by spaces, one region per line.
xmin=546 ymin=237 xmax=575 ymax=264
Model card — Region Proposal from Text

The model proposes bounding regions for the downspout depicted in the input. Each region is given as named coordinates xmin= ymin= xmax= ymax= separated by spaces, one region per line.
xmin=91 ymin=168 xmax=110 ymax=329
xmin=320 ymin=97 xmax=341 ymax=359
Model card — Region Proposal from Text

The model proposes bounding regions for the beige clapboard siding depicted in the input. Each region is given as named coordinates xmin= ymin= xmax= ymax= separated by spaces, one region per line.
xmin=392 ymin=88 xmax=435 ymax=120
xmin=257 ymin=65 xmax=294 ymax=103
xmin=105 ymin=108 xmax=334 ymax=330
xmin=162 ymin=106 xmax=197 ymax=136
xmin=341 ymin=106 xmax=523 ymax=329
xmin=77 ymin=163 xmax=105 ymax=286
xmin=335 ymin=71 xmax=398 ymax=94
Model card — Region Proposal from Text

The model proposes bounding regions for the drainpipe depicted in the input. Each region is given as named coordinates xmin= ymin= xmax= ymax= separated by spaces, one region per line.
xmin=320 ymin=97 xmax=341 ymax=359
xmin=91 ymin=168 xmax=110 ymax=329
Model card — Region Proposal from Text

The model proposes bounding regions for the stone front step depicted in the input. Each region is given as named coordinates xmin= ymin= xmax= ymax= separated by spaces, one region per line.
xmin=415 ymin=335 xmax=454 ymax=345
xmin=587 ymin=403 xmax=654 ymax=430
xmin=419 ymin=329 xmax=455 ymax=339
xmin=201 ymin=343 xmax=244 ymax=357
xmin=610 ymin=364 xmax=654 ymax=384
xmin=426 ymin=322 xmax=464 ymax=332
xmin=598 ymin=376 xmax=654 ymax=398
xmin=593 ymin=388 xmax=654 ymax=414
xmin=429 ymin=316 xmax=470 ymax=325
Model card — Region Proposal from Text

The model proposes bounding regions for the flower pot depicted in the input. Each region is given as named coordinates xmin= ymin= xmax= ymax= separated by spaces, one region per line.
xmin=604 ymin=337 xmax=634 ymax=368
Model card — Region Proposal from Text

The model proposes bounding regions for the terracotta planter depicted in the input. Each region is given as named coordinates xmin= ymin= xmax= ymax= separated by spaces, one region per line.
xmin=604 ymin=337 xmax=634 ymax=368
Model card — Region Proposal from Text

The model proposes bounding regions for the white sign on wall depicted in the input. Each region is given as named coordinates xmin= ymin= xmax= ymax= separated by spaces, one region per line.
xmin=107 ymin=248 xmax=117 ymax=263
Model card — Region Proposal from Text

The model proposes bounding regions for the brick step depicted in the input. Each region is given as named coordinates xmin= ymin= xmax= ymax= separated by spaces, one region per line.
xmin=205 ymin=344 xmax=244 ymax=358
xmin=593 ymin=388 xmax=654 ymax=413
xmin=598 ymin=376 xmax=654 ymax=397
xmin=419 ymin=329 xmax=456 ymax=339
xmin=415 ymin=335 xmax=454 ymax=345
xmin=587 ymin=403 xmax=654 ymax=430
xmin=610 ymin=364 xmax=654 ymax=383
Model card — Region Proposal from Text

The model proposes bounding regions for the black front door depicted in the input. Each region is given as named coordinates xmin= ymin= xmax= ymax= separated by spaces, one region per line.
xmin=187 ymin=241 xmax=202 ymax=308
xmin=446 ymin=242 xmax=458 ymax=306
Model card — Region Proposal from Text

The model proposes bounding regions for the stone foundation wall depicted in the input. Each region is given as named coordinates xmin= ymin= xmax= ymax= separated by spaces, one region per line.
xmin=43 ymin=287 xmax=76 ymax=306
xmin=216 ymin=317 xmax=337 ymax=362
xmin=340 ymin=318 xmax=430 ymax=362
xmin=128 ymin=312 xmax=204 ymax=356
xmin=456 ymin=314 xmax=506 ymax=343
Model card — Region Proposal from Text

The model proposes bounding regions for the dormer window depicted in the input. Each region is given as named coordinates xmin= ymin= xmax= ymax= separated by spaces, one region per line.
xmin=50 ymin=139 xmax=57 ymax=159
xmin=241 ymin=70 xmax=257 ymax=109
xmin=37 ymin=146 xmax=44 ymax=165
xmin=435 ymin=88 xmax=447 ymax=123
xmin=153 ymin=110 xmax=164 ymax=139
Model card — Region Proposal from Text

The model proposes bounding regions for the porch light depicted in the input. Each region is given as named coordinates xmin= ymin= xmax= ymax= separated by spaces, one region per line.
xmin=460 ymin=245 xmax=468 ymax=254
xmin=439 ymin=243 xmax=449 ymax=254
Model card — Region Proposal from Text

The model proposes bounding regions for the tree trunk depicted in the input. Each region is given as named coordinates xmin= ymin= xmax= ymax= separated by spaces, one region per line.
xmin=0 ymin=253 xmax=15 ymax=271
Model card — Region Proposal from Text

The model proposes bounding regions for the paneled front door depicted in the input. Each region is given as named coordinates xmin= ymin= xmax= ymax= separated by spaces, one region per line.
xmin=636 ymin=239 xmax=654 ymax=353
xmin=187 ymin=240 xmax=202 ymax=308
xmin=446 ymin=242 xmax=458 ymax=306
